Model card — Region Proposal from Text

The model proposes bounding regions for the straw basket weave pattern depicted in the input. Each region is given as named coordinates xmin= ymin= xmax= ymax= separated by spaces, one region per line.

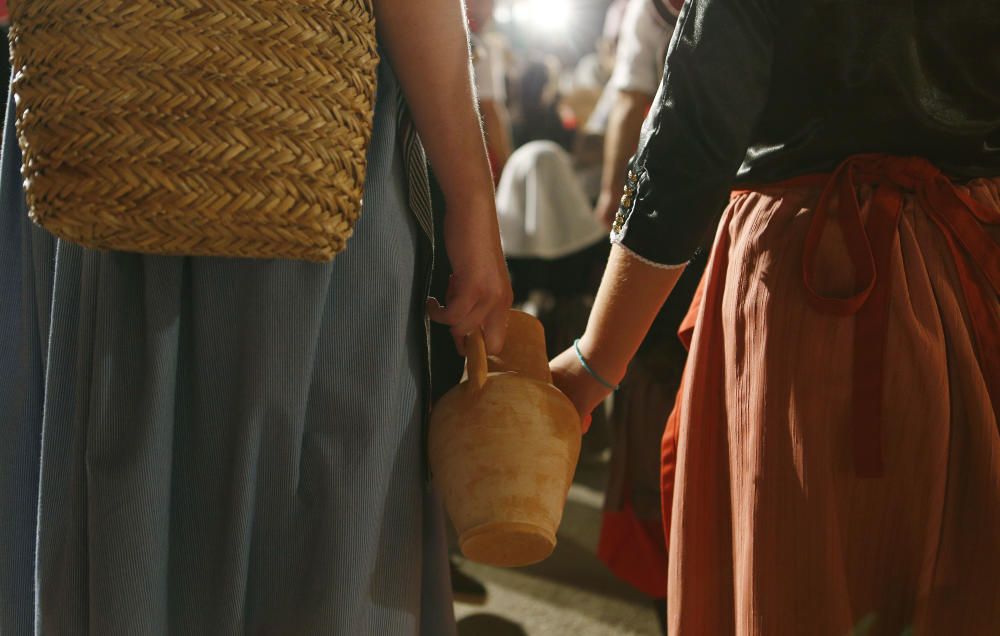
xmin=9 ymin=0 xmax=380 ymax=261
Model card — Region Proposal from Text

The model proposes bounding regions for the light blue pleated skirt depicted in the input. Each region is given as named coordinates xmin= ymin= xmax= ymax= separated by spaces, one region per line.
xmin=0 ymin=60 xmax=455 ymax=635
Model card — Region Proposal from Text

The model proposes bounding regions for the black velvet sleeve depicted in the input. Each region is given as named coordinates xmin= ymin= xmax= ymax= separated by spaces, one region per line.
xmin=611 ymin=0 xmax=779 ymax=265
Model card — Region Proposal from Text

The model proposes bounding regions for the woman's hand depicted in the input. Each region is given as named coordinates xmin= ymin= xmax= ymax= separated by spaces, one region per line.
xmin=550 ymin=344 xmax=617 ymax=434
xmin=427 ymin=194 xmax=512 ymax=356
xmin=373 ymin=0 xmax=512 ymax=355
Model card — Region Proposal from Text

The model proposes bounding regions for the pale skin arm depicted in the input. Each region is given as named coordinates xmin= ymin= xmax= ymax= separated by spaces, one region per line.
xmin=374 ymin=0 xmax=512 ymax=354
xmin=593 ymin=90 xmax=653 ymax=228
xmin=550 ymin=245 xmax=686 ymax=430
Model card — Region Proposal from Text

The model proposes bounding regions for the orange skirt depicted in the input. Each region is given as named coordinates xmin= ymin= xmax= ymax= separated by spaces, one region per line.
xmin=666 ymin=155 xmax=1000 ymax=635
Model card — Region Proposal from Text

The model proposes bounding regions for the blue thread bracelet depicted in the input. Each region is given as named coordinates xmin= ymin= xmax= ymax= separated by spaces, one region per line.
xmin=573 ymin=339 xmax=619 ymax=391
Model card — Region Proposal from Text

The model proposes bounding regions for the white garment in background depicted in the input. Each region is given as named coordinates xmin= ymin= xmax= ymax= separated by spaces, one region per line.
xmin=610 ymin=0 xmax=677 ymax=94
xmin=496 ymin=141 xmax=608 ymax=260
xmin=471 ymin=32 xmax=505 ymax=103
xmin=584 ymin=0 xmax=677 ymax=135
xmin=573 ymin=52 xmax=609 ymax=91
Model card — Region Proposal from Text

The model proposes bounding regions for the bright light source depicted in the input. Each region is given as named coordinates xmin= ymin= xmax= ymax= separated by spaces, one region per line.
xmin=522 ymin=0 xmax=571 ymax=34
xmin=511 ymin=2 xmax=531 ymax=25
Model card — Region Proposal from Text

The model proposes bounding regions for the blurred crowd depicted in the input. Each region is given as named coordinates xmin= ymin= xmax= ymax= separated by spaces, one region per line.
xmin=454 ymin=1 xmax=698 ymax=629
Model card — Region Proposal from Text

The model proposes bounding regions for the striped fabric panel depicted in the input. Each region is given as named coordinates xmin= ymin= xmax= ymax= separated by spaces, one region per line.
xmin=396 ymin=93 xmax=438 ymax=480
xmin=396 ymin=94 xmax=434 ymax=244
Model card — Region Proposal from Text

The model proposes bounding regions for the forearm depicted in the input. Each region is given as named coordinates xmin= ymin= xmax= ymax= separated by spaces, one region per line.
xmin=599 ymin=91 xmax=653 ymax=199
xmin=374 ymin=0 xmax=494 ymax=207
xmin=578 ymin=244 xmax=686 ymax=382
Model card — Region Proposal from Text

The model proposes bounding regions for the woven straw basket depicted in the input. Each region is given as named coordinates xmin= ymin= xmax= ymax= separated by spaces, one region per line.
xmin=9 ymin=0 xmax=379 ymax=261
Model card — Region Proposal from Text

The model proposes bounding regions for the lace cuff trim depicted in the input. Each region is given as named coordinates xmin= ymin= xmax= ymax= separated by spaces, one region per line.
xmin=609 ymin=237 xmax=689 ymax=270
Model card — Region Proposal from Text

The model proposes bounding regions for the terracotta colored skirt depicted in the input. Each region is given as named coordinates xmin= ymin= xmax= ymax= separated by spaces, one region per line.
xmin=666 ymin=156 xmax=1000 ymax=635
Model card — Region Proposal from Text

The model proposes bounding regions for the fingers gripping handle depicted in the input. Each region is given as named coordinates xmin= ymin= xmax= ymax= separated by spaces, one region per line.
xmin=465 ymin=330 xmax=488 ymax=391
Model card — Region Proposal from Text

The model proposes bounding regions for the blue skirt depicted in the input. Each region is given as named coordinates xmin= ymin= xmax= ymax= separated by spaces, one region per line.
xmin=0 ymin=61 xmax=455 ymax=635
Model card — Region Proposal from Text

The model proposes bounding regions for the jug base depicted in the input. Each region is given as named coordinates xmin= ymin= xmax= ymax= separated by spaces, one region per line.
xmin=459 ymin=521 xmax=556 ymax=568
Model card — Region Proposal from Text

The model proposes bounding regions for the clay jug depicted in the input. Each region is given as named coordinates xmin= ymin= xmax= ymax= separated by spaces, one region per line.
xmin=429 ymin=310 xmax=582 ymax=567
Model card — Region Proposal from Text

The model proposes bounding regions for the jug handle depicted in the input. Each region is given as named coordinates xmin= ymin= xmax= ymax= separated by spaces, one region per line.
xmin=466 ymin=330 xmax=488 ymax=391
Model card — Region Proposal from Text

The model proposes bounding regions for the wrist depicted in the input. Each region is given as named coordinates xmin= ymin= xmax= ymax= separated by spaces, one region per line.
xmin=576 ymin=335 xmax=627 ymax=388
